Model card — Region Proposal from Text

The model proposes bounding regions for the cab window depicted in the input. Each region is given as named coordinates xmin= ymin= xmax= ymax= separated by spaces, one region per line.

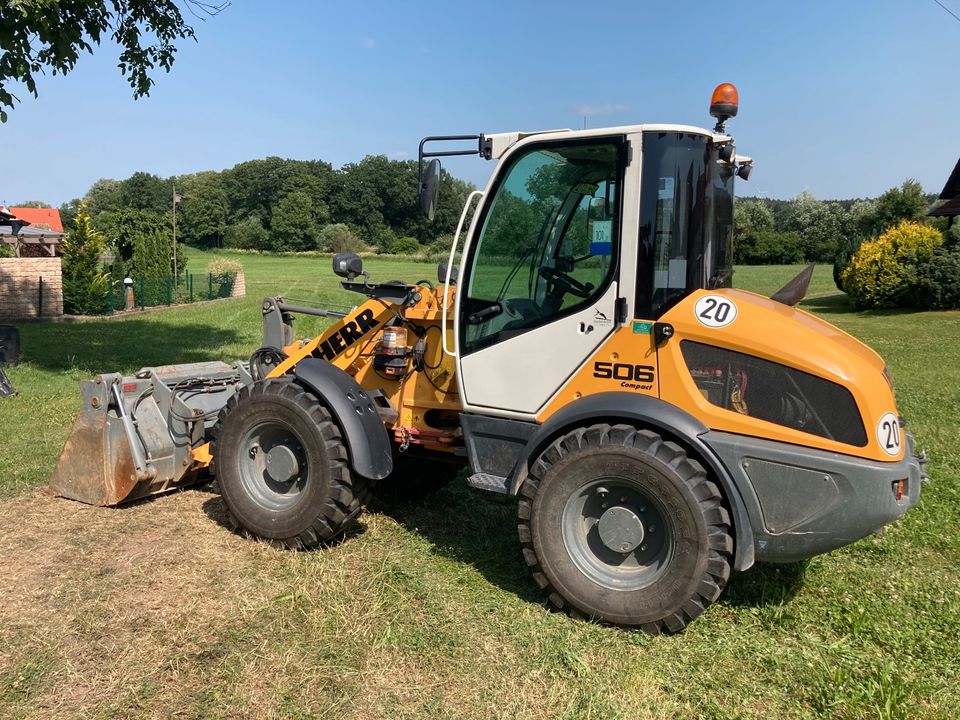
xmin=460 ymin=138 xmax=624 ymax=354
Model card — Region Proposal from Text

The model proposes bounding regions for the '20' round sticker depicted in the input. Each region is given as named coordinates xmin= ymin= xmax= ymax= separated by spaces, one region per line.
xmin=876 ymin=412 xmax=902 ymax=456
xmin=694 ymin=295 xmax=738 ymax=328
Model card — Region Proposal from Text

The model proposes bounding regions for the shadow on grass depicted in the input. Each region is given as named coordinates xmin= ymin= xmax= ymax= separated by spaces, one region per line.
xmin=192 ymin=474 xmax=809 ymax=613
xmin=801 ymin=292 xmax=922 ymax=318
xmin=16 ymin=317 xmax=244 ymax=375
xmin=375 ymin=480 xmax=543 ymax=602
xmin=800 ymin=293 xmax=855 ymax=314
xmin=721 ymin=560 xmax=808 ymax=608
xmin=199 ymin=489 xmax=366 ymax=550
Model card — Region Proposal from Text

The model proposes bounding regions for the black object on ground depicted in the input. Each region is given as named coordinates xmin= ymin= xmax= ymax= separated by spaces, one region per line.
xmin=0 ymin=326 xmax=19 ymax=365
xmin=0 ymin=363 xmax=15 ymax=398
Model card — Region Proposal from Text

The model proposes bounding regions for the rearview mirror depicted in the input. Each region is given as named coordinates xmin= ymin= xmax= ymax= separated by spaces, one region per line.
xmin=419 ymin=158 xmax=441 ymax=221
xmin=332 ymin=252 xmax=363 ymax=280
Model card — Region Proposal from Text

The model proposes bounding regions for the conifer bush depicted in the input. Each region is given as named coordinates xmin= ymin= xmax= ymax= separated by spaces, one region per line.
xmin=61 ymin=203 xmax=110 ymax=314
xmin=318 ymin=224 xmax=365 ymax=253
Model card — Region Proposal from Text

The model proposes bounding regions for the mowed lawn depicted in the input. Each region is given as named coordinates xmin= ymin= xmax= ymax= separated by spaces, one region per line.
xmin=0 ymin=252 xmax=957 ymax=719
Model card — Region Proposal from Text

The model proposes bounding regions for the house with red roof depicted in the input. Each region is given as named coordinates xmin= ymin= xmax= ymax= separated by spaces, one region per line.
xmin=0 ymin=206 xmax=65 ymax=257
xmin=9 ymin=207 xmax=64 ymax=233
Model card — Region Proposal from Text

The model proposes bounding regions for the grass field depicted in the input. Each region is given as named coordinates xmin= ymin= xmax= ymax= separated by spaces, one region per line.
xmin=0 ymin=252 xmax=958 ymax=719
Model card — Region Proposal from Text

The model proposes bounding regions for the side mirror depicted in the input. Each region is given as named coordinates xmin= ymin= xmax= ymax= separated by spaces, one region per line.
xmin=332 ymin=252 xmax=363 ymax=280
xmin=437 ymin=263 xmax=458 ymax=285
xmin=419 ymin=158 xmax=441 ymax=221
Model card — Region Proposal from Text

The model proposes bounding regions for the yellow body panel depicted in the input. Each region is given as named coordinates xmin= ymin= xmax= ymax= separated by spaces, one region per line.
xmin=658 ymin=289 xmax=900 ymax=462
xmin=539 ymin=288 xmax=901 ymax=463
xmin=538 ymin=321 xmax=660 ymax=413
xmin=267 ymin=288 xmax=462 ymax=454
xmin=191 ymin=442 xmax=214 ymax=467
xmin=208 ymin=279 xmax=898 ymax=466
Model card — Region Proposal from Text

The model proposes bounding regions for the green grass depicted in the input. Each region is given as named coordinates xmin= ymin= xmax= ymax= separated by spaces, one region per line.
xmin=0 ymin=255 xmax=958 ymax=719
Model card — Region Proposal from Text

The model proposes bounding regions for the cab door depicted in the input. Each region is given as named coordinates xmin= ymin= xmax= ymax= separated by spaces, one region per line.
xmin=456 ymin=136 xmax=627 ymax=417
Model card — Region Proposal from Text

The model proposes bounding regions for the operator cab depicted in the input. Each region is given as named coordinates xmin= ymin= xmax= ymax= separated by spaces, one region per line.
xmin=417 ymin=84 xmax=753 ymax=417
xmin=417 ymin=86 xmax=752 ymax=358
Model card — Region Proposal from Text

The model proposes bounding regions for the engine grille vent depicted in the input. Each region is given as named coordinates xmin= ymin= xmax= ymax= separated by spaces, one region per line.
xmin=681 ymin=341 xmax=867 ymax=447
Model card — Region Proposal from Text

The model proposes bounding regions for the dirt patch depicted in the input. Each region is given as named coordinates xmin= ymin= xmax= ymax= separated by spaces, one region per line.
xmin=0 ymin=487 xmax=287 ymax=719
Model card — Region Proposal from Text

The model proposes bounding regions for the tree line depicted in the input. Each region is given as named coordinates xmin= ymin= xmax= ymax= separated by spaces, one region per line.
xmin=732 ymin=180 xmax=954 ymax=269
xmin=21 ymin=171 xmax=953 ymax=277
xmin=51 ymin=155 xmax=476 ymax=258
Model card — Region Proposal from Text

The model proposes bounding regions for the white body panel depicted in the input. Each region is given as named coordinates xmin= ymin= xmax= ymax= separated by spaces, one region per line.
xmin=459 ymin=282 xmax=619 ymax=416
xmin=453 ymin=129 xmax=648 ymax=418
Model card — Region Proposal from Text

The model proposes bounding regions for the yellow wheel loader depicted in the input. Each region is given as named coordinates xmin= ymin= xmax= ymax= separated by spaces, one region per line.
xmin=49 ymin=85 xmax=927 ymax=633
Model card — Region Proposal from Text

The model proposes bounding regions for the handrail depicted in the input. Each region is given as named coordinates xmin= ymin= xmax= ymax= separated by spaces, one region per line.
xmin=442 ymin=190 xmax=483 ymax=357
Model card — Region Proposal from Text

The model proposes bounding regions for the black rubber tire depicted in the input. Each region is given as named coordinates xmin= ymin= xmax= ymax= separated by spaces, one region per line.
xmin=517 ymin=424 xmax=733 ymax=634
xmin=212 ymin=378 xmax=368 ymax=549
xmin=373 ymin=454 xmax=463 ymax=501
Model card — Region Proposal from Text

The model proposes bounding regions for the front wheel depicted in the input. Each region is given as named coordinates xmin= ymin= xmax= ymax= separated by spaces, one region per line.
xmin=518 ymin=424 xmax=732 ymax=633
xmin=212 ymin=378 xmax=368 ymax=549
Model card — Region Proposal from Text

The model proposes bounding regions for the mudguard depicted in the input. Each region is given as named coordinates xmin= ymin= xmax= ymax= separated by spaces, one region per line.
xmin=294 ymin=358 xmax=393 ymax=480
xmin=510 ymin=391 xmax=757 ymax=570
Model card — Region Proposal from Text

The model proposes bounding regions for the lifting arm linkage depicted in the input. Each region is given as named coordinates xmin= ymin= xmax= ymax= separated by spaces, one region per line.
xmin=265 ymin=298 xmax=396 ymax=378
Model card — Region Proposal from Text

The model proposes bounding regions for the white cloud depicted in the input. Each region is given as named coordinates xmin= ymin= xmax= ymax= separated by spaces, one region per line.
xmin=572 ymin=102 xmax=628 ymax=117
xmin=360 ymin=37 xmax=376 ymax=49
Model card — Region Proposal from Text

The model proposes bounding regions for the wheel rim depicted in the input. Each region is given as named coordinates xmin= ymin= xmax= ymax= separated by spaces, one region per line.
xmin=561 ymin=476 xmax=674 ymax=591
xmin=238 ymin=420 xmax=310 ymax=511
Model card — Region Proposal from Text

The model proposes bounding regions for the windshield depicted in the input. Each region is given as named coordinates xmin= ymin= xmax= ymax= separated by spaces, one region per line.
xmin=460 ymin=138 xmax=624 ymax=354
xmin=635 ymin=132 xmax=734 ymax=318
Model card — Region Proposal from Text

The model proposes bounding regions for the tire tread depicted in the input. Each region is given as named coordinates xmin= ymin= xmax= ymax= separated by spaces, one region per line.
xmin=516 ymin=422 xmax=733 ymax=634
xmin=211 ymin=377 xmax=367 ymax=549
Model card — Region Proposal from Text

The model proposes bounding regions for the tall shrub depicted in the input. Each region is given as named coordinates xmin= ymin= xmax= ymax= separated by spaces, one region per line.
xmin=99 ymin=208 xmax=186 ymax=279
xmin=271 ymin=191 xmax=319 ymax=251
xmin=318 ymin=223 xmax=365 ymax=253
xmin=224 ymin=217 xmax=269 ymax=250
xmin=909 ymin=245 xmax=960 ymax=310
xmin=61 ymin=203 xmax=109 ymax=314
xmin=841 ymin=221 xmax=943 ymax=309
xmin=833 ymin=233 xmax=861 ymax=291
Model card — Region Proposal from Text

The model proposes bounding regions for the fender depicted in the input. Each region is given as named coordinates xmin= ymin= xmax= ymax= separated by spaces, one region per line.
xmin=294 ymin=358 xmax=393 ymax=480
xmin=510 ymin=392 xmax=757 ymax=570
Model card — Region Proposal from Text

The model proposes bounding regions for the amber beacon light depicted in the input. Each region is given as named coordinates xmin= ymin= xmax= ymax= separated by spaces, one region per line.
xmin=709 ymin=82 xmax=739 ymax=132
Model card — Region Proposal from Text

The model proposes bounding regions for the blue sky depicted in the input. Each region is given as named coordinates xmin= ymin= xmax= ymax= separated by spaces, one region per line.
xmin=2 ymin=0 xmax=959 ymax=205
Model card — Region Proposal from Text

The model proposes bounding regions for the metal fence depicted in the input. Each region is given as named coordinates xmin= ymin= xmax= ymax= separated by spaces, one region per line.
xmin=100 ymin=272 xmax=236 ymax=313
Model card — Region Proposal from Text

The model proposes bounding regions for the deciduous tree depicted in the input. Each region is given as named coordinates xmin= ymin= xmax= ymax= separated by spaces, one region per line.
xmin=178 ymin=171 xmax=229 ymax=247
xmin=270 ymin=192 xmax=319 ymax=252
xmin=0 ymin=0 xmax=227 ymax=121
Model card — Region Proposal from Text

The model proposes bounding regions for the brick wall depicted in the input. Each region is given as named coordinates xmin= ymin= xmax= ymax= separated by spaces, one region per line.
xmin=230 ymin=269 xmax=246 ymax=298
xmin=0 ymin=258 xmax=63 ymax=320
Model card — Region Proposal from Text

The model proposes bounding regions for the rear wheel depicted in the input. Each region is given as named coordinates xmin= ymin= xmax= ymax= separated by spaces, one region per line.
xmin=212 ymin=378 xmax=367 ymax=548
xmin=518 ymin=424 xmax=732 ymax=633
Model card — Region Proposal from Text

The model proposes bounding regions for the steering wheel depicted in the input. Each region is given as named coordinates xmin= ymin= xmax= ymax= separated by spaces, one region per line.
xmin=539 ymin=266 xmax=594 ymax=299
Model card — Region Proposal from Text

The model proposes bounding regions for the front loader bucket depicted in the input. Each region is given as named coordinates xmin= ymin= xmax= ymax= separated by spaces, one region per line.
xmin=49 ymin=362 xmax=246 ymax=506
xmin=48 ymin=379 xmax=145 ymax=506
